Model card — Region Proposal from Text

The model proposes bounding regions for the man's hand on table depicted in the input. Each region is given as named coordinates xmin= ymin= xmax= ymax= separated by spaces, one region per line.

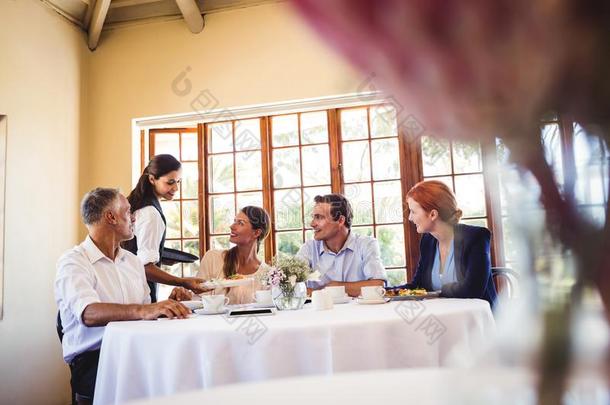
xmin=140 ymin=300 xmax=191 ymax=320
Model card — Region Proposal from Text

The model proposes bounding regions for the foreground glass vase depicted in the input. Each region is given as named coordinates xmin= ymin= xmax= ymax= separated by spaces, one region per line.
xmin=272 ymin=282 xmax=307 ymax=310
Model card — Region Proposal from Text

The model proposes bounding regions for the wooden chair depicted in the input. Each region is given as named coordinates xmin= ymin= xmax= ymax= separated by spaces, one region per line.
xmin=491 ymin=267 xmax=519 ymax=299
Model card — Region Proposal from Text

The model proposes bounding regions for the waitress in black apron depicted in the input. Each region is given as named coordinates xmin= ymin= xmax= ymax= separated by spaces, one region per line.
xmin=124 ymin=154 xmax=205 ymax=302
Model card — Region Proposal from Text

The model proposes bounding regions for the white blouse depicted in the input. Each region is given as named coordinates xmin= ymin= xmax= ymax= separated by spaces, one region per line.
xmin=133 ymin=205 xmax=165 ymax=266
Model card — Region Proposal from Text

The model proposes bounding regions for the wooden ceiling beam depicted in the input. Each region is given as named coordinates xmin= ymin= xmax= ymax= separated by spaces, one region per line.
xmin=88 ymin=0 xmax=111 ymax=50
xmin=109 ymin=0 xmax=165 ymax=9
xmin=175 ymin=0 xmax=204 ymax=33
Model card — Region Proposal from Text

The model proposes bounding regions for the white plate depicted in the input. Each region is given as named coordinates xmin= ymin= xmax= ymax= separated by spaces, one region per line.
xmin=180 ymin=300 xmax=203 ymax=310
xmin=194 ymin=308 xmax=228 ymax=315
xmin=201 ymin=278 xmax=254 ymax=289
xmin=355 ymin=297 xmax=391 ymax=305
xmin=333 ymin=295 xmax=351 ymax=304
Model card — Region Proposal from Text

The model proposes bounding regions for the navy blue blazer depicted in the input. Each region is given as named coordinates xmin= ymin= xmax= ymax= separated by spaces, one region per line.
xmin=396 ymin=224 xmax=497 ymax=308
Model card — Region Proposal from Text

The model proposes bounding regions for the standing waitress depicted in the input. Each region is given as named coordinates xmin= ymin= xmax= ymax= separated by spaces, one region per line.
xmin=124 ymin=154 xmax=204 ymax=302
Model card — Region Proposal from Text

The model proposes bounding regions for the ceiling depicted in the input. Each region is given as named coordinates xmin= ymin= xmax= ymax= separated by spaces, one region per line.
xmin=41 ymin=0 xmax=282 ymax=50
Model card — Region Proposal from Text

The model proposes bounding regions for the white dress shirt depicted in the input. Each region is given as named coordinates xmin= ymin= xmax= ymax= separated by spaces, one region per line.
xmin=54 ymin=236 xmax=151 ymax=363
xmin=133 ymin=205 xmax=165 ymax=266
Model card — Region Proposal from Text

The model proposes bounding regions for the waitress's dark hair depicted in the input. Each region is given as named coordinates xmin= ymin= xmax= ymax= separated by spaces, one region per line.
xmin=223 ymin=206 xmax=271 ymax=278
xmin=127 ymin=154 xmax=181 ymax=212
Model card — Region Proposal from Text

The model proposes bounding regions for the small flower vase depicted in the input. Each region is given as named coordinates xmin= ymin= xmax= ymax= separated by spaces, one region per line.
xmin=272 ymin=281 xmax=307 ymax=310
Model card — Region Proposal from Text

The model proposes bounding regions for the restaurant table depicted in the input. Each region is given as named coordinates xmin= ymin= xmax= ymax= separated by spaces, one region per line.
xmin=125 ymin=367 xmax=609 ymax=405
xmin=94 ymin=298 xmax=495 ymax=405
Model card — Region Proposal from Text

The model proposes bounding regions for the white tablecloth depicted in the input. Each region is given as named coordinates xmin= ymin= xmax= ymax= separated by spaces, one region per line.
xmin=126 ymin=367 xmax=609 ymax=405
xmin=94 ymin=299 xmax=495 ymax=405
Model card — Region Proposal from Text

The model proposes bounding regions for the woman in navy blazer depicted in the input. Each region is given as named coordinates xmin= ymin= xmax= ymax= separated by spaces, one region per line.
xmin=395 ymin=180 xmax=497 ymax=308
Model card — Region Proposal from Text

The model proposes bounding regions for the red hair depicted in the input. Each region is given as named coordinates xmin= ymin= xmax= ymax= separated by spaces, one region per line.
xmin=407 ymin=180 xmax=462 ymax=225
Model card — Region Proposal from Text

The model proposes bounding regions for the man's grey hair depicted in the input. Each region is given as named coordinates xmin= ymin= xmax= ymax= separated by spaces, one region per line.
xmin=80 ymin=187 xmax=121 ymax=225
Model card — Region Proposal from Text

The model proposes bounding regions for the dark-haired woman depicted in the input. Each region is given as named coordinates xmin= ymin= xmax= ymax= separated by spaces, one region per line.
xmin=124 ymin=154 xmax=204 ymax=302
xmin=196 ymin=206 xmax=271 ymax=304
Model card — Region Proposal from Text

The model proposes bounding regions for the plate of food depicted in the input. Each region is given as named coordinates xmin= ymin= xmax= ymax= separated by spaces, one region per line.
xmin=385 ymin=288 xmax=441 ymax=300
xmin=200 ymin=274 xmax=254 ymax=289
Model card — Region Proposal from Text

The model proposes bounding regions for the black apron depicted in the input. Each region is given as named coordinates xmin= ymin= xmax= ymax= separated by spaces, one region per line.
xmin=123 ymin=197 xmax=166 ymax=303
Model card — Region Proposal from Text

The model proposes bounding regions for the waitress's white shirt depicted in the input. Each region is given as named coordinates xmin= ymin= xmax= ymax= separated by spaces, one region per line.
xmin=133 ymin=205 xmax=165 ymax=266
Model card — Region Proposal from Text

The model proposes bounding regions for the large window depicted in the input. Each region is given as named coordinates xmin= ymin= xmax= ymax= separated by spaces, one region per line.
xmin=143 ymin=103 xmax=502 ymax=293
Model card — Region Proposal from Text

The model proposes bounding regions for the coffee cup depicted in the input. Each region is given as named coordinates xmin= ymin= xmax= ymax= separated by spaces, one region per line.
xmin=201 ymin=294 xmax=230 ymax=311
xmin=253 ymin=290 xmax=273 ymax=305
xmin=360 ymin=286 xmax=386 ymax=301
xmin=312 ymin=290 xmax=333 ymax=311
xmin=325 ymin=286 xmax=346 ymax=301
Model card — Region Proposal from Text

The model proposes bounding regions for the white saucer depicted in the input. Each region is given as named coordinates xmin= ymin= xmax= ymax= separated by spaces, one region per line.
xmin=332 ymin=295 xmax=351 ymax=304
xmin=194 ymin=308 xmax=228 ymax=315
xmin=355 ymin=297 xmax=391 ymax=305
xmin=180 ymin=300 xmax=203 ymax=310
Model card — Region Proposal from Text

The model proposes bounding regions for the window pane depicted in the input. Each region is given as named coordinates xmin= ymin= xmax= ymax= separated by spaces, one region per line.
xmin=422 ymin=136 xmax=451 ymax=176
xmin=423 ymin=175 xmax=454 ymax=192
xmin=209 ymin=154 xmax=234 ymax=193
xmin=182 ymin=200 xmax=199 ymax=238
xmin=209 ymin=194 xmax=235 ymax=234
xmin=452 ymin=141 xmax=482 ymax=174
xmin=303 ymin=186 xmax=332 ymax=227
xmin=182 ymin=239 xmax=200 ymax=277
xmin=574 ymin=126 xmax=608 ymax=207
xmin=351 ymin=226 xmax=373 ymax=237
xmin=371 ymin=138 xmax=400 ymax=180
xmin=235 ymin=151 xmax=262 ymax=191
xmin=542 ymin=123 xmax=564 ymax=188
xmin=305 ymin=229 xmax=314 ymax=241
xmin=340 ymin=108 xmax=368 ymax=140
xmin=208 ymin=123 xmax=233 ymax=153
xmin=342 ymin=141 xmax=371 ymax=182
xmin=272 ymin=115 xmax=298 ymax=147
xmin=160 ymin=201 xmax=180 ymax=239
xmin=345 ymin=183 xmax=373 ymax=225
xmin=376 ymin=224 xmax=406 ymax=267
xmin=501 ymin=217 xmax=517 ymax=264
xmin=370 ymin=105 xmax=397 ymax=138
xmin=210 ymin=235 xmax=230 ymax=250
xmin=181 ymin=162 xmax=198 ymax=199
xmin=235 ymin=119 xmax=261 ymax=151
xmin=276 ymin=231 xmax=303 ymax=255
xmin=454 ymin=174 xmax=486 ymax=217
xmin=236 ymin=192 xmax=263 ymax=210
xmin=302 ymin=144 xmax=330 ymax=186
xmin=301 ymin=111 xmax=328 ymax=144
xmin=386 ymin=268 xmax=407 ymax=287
xmin=274 ymin=189 xmax=303 ymax=230
xmin=578 ymin=206 xmax=606 ymax=228
xmin=154 ymin=133 xmax=180 ymax=159
xmin=273 ymin=148 xmax=301 ymax=188
xmin=181 ymin=132 xmax=198 ymax=161
xmin=374 ymin=181 xmax=403 ymax=224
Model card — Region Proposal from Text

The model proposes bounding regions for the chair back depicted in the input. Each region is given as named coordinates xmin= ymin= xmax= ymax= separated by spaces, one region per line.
xmin=491 ymin=267 xmax=518 ymax=299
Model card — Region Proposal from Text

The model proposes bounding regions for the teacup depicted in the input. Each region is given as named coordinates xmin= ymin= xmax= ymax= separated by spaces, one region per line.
xmin=325 ymin=286 xmax=346 ymax=300
xmin=360 ymin=286 xmax=386 ymax=301
xmin=201 ymin=294 xmax=230 ymax=311
xmin=311 ymin=290 xmax=333 ymax=311
xmin=253 ymin=290 xmax=273 ymax=305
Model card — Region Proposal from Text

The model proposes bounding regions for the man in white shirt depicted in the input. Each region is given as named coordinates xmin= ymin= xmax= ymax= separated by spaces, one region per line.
xmin=297 ymin=193 xmax=387 ymax=297
xmin=55 ymin=188 xmax=191 ymax=404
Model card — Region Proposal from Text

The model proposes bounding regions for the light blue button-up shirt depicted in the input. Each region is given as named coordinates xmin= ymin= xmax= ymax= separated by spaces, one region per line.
xmin=296 ymin=232 xmax=387 ymax=289
xmin=431 ymin=240 xmax=457 ymax=290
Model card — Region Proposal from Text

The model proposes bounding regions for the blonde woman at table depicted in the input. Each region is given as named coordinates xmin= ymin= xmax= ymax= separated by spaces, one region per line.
xmin=393 ymin=180 xmax=497 ymax=308
xmin=197 ymin=206 xmax=271 ymax=304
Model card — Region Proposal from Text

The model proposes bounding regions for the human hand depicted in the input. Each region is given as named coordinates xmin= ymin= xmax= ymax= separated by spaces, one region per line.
xmin=168 ymin=287 xmax=193 ymax=301
xmin=140 ymin=299 xmax=191 ymax=320
xmin=181 ymin=277 xmax=207 ymax=294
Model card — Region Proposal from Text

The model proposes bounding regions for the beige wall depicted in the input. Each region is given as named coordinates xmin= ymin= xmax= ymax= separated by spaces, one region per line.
xmin=84 ymin=2 xmax=363 ymax=198
xmin=0 ymin=1 xmax=362 ymax=403
xmin=0 ymin=1 xmax=86 ymax=404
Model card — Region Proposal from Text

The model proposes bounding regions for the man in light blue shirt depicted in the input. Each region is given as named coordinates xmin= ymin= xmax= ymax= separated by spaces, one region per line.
xmin=296 ymin=193 xmax=387 ymax=297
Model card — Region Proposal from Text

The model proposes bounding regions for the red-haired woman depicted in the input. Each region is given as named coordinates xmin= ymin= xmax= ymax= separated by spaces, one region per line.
xmin=396 ymin=180 xmax=497 ymax=308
